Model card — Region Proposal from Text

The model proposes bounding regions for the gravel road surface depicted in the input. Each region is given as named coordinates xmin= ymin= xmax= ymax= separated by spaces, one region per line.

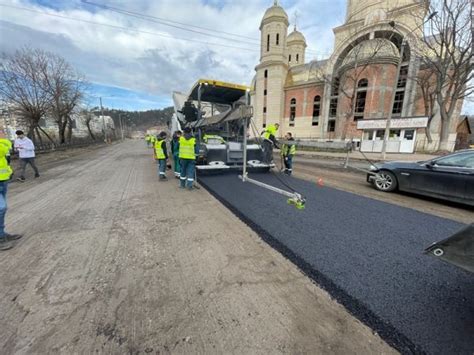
xmin=199 ymin=172 xmax=474 ymax=354
xmin=0 ymin=140 xmax=396 ymax=354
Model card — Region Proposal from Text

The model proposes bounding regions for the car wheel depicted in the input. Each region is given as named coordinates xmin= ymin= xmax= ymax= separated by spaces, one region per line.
xmin=373 ymin=170 xmax=398 ymax=192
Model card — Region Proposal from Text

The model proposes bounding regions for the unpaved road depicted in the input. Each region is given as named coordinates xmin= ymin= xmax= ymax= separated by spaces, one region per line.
xmin=0 ymin=140 xmax=395 ymax=354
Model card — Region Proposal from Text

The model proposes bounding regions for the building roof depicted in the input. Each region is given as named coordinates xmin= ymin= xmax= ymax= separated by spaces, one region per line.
xmin=286 ymin=59 xmax=329 ymax=87
xmin=341 ymin=38 xmax=399 ymax=68
xmin=287 ymin=28 xmax=306 ymax=44
xmin=260 ymin=3 xmax=288 ymax=27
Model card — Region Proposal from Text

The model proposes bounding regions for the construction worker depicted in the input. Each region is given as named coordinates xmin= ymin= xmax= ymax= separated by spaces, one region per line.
xmin=170 ymin=130 xmax=182 ymax=179
xmin=0 ymin=130 xmax=22 ymax=251
xmin=261 ymin=123 xmax=280 ymax=164
xmin=179 ymin=127 xmax=199 ymax=190
xmin=281 ymin=132 xmax=296 ymax=176
xmin=154 ymin=131 xmax=168 ymax=180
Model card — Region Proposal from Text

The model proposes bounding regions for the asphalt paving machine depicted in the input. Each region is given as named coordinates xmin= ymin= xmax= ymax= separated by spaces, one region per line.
xmin=172 ymin=78 xmax=306 ymax=209
xmin=172 ymin=79 xmax=272 ymax=172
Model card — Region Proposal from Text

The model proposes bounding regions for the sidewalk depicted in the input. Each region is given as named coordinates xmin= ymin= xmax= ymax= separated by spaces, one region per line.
xmin=295 ymin=149 xmax=438 ymax=162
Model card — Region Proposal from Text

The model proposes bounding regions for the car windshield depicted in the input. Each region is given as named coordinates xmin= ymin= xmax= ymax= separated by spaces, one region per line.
xmin=435 ymin=151 xmax=474 ymax=168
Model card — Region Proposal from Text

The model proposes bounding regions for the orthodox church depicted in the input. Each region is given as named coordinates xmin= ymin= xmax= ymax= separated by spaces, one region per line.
xmin=250 ymin=0 xmax=464 ymax=153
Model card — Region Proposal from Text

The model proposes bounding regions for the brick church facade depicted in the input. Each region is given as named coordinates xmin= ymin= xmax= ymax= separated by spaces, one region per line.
xmin=250 ymin=0 xmax=464 ymax=153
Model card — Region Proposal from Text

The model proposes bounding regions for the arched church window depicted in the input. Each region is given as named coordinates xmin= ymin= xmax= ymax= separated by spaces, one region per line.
xmin=276 ymin=33 xmax=279 ymax=45
xmin=264 ymin=69 xmax=268 ymax=78
xmin=290 ymin=98 xmax=296 ymax=127
xmin=312 ymin=96 xmax=321 ymax=126
xmin=354 ymin=78 xmax=368 ymax=120
xmin=289 ymin=54 xmax=291 ymax=62
xmin=267 ymin=34 xmax=270 ymax=52
xmin=296 ymin=54 xmax=299 ymax=63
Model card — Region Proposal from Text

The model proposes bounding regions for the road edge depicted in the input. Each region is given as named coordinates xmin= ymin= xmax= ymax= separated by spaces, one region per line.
xmin=199 ymin=178 xmax=425 ymax=355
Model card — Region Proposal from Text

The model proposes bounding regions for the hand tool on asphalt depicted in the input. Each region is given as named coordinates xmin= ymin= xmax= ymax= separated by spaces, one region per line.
xmin=240 ymin=116 xmax=306 ymax=210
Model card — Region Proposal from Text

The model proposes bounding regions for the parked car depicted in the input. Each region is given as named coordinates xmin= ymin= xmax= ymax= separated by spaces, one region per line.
xmin=367 ymin=149 xmax=474 ymax=206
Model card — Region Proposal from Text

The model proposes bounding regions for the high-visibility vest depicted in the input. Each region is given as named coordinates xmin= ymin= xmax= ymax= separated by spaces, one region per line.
xmin=154 ymin=139 xmax=166 ymax=159
xmin=179 ymin=136 xmax=196 ymax=159
xmin=263 ymin=125 xmax=277 ymax=139
xmin=203 ymin=134 xmax=225 ymax=144
xmin=150 ymin=136 xmax=157 ymax=144
xmin=281 ymin=142 xmax=296 ymax=156
xmin=0 ymin=138 xmax=12 ymax=181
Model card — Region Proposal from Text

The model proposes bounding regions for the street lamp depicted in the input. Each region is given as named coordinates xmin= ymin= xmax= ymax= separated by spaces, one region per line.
xmin=380 ymin=11 xmax=438 ymax=159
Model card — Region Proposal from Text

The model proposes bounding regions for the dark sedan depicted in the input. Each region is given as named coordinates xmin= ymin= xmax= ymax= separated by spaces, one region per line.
xmin=367 ymin=149 xmax=474 ymax=206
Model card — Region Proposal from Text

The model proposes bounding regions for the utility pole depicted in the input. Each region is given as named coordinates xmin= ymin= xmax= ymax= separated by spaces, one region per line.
xmin=380 ymin=40 xmax=406 ymax=159
xmin=119 ymin=113 xmax=124 ymax=141
xmin=380 ymin=11 xmax=437 ymax=159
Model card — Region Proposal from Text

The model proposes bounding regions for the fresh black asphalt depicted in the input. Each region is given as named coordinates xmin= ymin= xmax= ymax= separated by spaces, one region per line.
xmin=199 ymin=172 xmax=474 ymax=355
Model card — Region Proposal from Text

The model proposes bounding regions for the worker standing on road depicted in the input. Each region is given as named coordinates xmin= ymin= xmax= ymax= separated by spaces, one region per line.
xmin=154 ymin=131 xmax=168 ymax=181
xmin=171 ymin=130 xmax=182 ymax=179
xmin=261 ymin=123 xmax=280 ymax=164
xmin=14 ymin=130 xmax=39 ymax=182
xmin=179 ymin=127 xmax=198 ymax=190
xmin=281 ymin=132 xmax=296 ymax=176
xmin=0 ymin=130 xmax=22 ymax=251
xmin=150 ymin=134 xmax=157 ymax=148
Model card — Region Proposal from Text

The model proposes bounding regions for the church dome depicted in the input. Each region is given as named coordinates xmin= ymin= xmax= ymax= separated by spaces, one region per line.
xmin=287 ymin=29 xmax=306 ymax=44
xmin=341 ymin=38 xmax=399 ymax=68
xmin=260 ymin=3 xmax=289 ymax=28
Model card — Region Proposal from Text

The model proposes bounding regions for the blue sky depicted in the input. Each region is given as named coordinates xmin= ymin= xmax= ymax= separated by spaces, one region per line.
xmin=84 ymin=83 xmax=172 ymax=111
xmin=0 ymin=0 xmax=472 ymax=113
xmin=0 ymin=0 xmax=347 ymax=110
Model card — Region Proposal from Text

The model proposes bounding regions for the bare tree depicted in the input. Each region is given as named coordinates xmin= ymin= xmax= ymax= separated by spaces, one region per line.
xmin=324 ymin=37 xmax=390 ymax=140
xmin=415 ymin=0 xmax=473 ymax=150
xmin=410 ymin=63 xmax=438 ymax=143
xmin=0 ymin=48 xmax=54 ymax=141
xmin=42 ymin=54 xmax=87 ymax=144
xmin=80 ymin=108 xmax=96 ymax=140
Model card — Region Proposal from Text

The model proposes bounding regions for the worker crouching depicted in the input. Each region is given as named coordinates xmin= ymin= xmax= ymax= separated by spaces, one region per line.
xmin=155 ymin=131 xmax=168 ymax=180
xmin=179 ymin=127 xmax=199 ymax=190
xmin=281 ymin=132 xmax=296 ymax=176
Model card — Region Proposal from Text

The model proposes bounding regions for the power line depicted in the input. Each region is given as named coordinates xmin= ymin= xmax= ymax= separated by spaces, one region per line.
xmin=81 ymin=0 xmax=260 ymax=42
xmin=80 ymin=0 xmax=320 ymax=55
xmin=80 ymin=1 xmax=260 ymax=46
xmin=1 ymin=3 xmax=324 ymax=58
xmin=0 ymin=3 xmax=260 ymax=52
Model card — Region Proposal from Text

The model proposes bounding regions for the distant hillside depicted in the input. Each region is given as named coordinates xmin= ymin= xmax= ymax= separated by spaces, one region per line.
xmin=100 ymin=107 xmax=174 ymax=131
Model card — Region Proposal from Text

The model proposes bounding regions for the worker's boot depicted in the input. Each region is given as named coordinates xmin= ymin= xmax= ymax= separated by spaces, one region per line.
xmin=0 ymin=236 xmax=13 ymax=251
xmin=5 ymin=233 xmax=22 ymax=241
xmin=179 ymin=178 xmax=186 ymax=188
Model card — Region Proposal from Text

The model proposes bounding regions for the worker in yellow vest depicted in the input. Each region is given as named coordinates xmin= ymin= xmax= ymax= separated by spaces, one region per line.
xmin=261 ymin=123 xmax=280 ymax=164
xmin=154 ymin=131 xmax=168 ymax=180
xmin=0 ymin=130 xmax=22 ymax=251
xmin=281 ymin=132 xmax=296 ymax=176
xmin=178 ymin=127 xmax=199 ymax=190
